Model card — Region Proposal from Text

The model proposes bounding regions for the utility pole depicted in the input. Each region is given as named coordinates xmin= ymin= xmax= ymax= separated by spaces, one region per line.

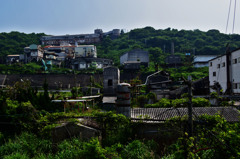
xmin=187 ymin=75 xmax=193 ymax=137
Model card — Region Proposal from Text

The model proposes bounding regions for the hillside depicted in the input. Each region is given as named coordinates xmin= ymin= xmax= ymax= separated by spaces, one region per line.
xmin=1 ymin=27 xmax=240 ymax=66
xmin=0 ymin=31 xmax=45 ymax=58
xmin=96 ymin=27 xmax=240 ymax=65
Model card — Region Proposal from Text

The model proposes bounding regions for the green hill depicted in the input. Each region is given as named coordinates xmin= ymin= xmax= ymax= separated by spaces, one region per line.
xmin=1 ymin=27 xmax=240 ymax=66
xmin=97 ymin=27 xmax=240 ymax=65
xmin=0 ymin=31 xmax=45 ymax=57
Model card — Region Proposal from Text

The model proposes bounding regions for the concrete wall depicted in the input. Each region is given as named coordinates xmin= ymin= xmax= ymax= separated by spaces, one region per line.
xmin=209 ymin=55 xmax=227 ymax=92
xmin=231 ymin=50 xmax=240 ymax=93
xmin=4 ymin=74 xmax=102 ymax=89
xmin=103 ymin=67 xmax=120 ymax=96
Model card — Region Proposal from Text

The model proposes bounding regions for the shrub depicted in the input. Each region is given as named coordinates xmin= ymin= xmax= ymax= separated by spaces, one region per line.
xmin=121 ymin=140 xmax=155 ymax=159
xmin=192 ymin=97 xmax=210 ymax=107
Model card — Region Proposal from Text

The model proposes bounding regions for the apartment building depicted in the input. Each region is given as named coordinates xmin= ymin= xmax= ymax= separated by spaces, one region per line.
xmin=209 ymin=48 xmax=240 ymax=94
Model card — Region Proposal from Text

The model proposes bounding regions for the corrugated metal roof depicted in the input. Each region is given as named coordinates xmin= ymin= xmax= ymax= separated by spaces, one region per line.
xmin=131 ymin=107 xmax=239 ymax=122
xmin=193 ymin=55 xmax=217 ymax=62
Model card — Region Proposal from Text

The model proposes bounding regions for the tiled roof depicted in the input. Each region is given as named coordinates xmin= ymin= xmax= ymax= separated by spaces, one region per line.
xmin=131 ymin=107 xmax=239 ymax=122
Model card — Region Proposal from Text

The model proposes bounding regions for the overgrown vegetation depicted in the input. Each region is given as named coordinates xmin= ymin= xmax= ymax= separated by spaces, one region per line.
xmin=162 ymin=115 xmax=240 ymax=158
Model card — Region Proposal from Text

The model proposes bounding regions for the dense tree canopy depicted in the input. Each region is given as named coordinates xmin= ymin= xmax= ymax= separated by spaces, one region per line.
xmin=0 ymin=31 xmax=45 ymax=58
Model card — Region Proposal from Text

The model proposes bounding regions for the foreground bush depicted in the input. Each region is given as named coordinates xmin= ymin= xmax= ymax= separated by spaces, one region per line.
xmin=0 ymin=132 xmax=158 ymax=159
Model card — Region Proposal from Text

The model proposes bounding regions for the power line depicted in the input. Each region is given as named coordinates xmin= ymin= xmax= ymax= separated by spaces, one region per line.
xmin=232 ymin=0 xmax=237 ymax=34
xmin=226 ymin=0 xmax=232 ymax=34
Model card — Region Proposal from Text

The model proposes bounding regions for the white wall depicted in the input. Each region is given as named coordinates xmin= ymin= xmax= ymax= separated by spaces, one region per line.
xmin=209 ymin=55 xmax=227 ymax=92
xmin=231 ymin=50 xmax=240 ymax=93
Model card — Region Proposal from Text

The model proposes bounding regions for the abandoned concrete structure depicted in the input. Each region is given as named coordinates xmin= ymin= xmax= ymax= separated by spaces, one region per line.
xmin=41 ymin=29 xmax=121 ymax=46
xmin=71 ymin=58 xmax=113 ymax=70
xmin=165 ymin=55 xmax=182 ymax=67
xmin=120 ymin=49 xmax=149 ymax=69
xmin=6 ymin=54 xmax=25 ymax=64
xmin=103 ymin=66 xmax=120 ymax=96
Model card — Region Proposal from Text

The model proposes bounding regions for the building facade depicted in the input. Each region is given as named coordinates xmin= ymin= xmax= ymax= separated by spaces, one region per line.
xmin=24 ymin=44 xmax=43 ymax=62
xmin=209 ymin=48 xmax=240 ymax=94
xmin=120 ymin=49 xmax=149 ymax=69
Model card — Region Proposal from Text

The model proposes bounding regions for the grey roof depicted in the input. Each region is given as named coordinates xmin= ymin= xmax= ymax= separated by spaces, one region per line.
xmin=131 ymin=107 xmax=239 ymax=122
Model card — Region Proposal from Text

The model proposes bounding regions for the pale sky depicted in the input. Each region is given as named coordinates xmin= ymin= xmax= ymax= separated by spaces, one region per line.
xmin=0 ymin=0 xmax=239 ymax=35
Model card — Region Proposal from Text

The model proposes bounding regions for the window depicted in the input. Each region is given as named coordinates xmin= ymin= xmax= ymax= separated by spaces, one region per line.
xmin=233 ymin=59 xmax=237 ymax=64
xmin=222 ymin=62 xmax=225 ymax=67
xmin=108 ymin=79 xmax=113 ymax=86
xmin=213 ymin=72 xmax=216 ymax=77
xmin=238 ymin=57 xmax=240 ymax=63
xmin=217 ymin=64 xmax=220 ymax=68
xmin=233 ymin=83 xmax=238 ymax=89
xmin=210 ymin=62 xmax=212 ymax=67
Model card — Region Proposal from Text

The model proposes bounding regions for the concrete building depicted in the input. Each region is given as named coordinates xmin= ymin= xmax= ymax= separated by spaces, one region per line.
xmin=193 ymin=55 xmax=217 ymax=68
xmin=75 ymin=45 xmax=97 ymax=58
xmin=209 ymin=48 xmax=240 ymax=94
xmin=165 ymin=55 xmax=182 ymax=67
xmin=103 ymin=67 xmax=120 ymax=96
xmin=41 ymin=33 xmax=101 ymax=46
xmin=6 ymin=54 xmax=25 ymax=64
xmin=71 ymin=58 xmax=112 ymax=70
xmin=24 ymin=44 xmax=43 ymax=62
xmin=120 ymin=49 xmax=149 ymax=69
xmin=41 ymin=29 xmax=121 ymax=46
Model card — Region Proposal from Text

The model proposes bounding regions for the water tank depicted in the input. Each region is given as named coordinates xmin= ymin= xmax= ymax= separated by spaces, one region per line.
xmin=116 ymin=83 xmax=131 ymax=117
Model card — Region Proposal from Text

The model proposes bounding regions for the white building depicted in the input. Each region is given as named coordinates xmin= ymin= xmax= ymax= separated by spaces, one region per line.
xmin=193 ymin=55 xmax=217 ymax=68
xmin=209 ymin=48 xmax=240 ymax=94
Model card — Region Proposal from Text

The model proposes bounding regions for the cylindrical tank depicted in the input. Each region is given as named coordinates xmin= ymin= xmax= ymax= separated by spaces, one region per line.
xmin=116 ymin=83 xmax=131 ymax=117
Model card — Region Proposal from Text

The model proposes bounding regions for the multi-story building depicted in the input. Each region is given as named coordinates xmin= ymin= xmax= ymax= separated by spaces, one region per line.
xmin=41 ymin=29 xmax=121 ymax=46
xmin=75 ymin=45 xmax=97 ymax=58
xmin=209 ymin=48 xmax=240 ymax=94
xmin=24 ymin=44 xmax=43 ymax=62
xmin=41 ymin=33 xmax=101 ymax=46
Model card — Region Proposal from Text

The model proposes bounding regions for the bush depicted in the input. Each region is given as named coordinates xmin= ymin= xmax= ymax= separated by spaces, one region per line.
xmin=145 ymin=98 xmax=171 ymax=108
xmin=192 ymin=97 xmax=210 ymax=107
xmin=121 ymin=140 xmax=155 ymax=159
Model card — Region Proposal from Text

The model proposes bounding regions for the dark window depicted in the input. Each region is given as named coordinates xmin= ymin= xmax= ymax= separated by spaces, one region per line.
xmin=233 ymin=59 xmax=237 ymax=64
xmin=217 ymin=64 xmax=220 ymax=68
xmin=233 ymin=83 xmax=238 ymax=89
xmin=213 ymin=72 xmax=216 ymax=76
xmin=210 ymin=62 xmax=212 ymax=67
xmin=108 ymin=79 xmax=113 ymax=86
xmin=222 ymin=62 xmax=225 ymax=67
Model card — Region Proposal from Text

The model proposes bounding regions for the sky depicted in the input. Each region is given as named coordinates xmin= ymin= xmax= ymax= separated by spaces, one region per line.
xmin=0 ymin=0 xmax=239 ymax=35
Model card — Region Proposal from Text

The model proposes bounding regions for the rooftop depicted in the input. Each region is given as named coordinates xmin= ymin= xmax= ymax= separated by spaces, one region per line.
xmin=131 ymin=107 xmax=239 ymax=122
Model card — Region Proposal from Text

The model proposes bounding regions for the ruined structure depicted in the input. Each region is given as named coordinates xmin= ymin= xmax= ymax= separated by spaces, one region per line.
xmin=120 ymin=49 xmax=149 ymax=69
xmin=103 ymin=66 xmax=120 ymax=96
